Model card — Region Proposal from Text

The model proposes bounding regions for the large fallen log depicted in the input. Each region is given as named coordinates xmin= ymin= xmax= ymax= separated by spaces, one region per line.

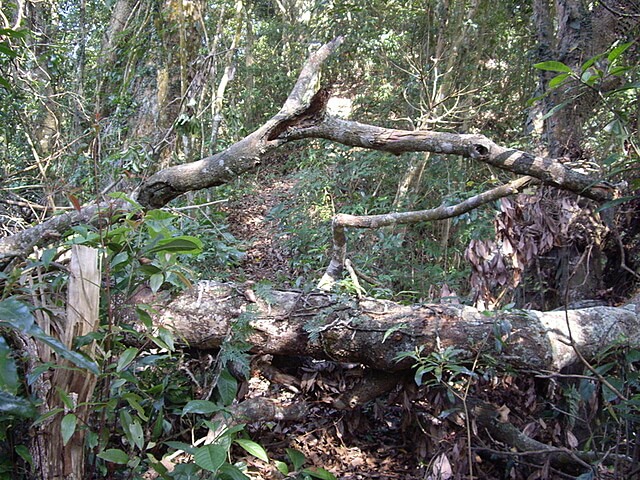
xmin=146 ymin=281 xmax=640 ymax=373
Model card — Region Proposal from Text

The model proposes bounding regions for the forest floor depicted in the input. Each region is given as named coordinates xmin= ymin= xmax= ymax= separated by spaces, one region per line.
xmin=221 ymin=156 xmax=431 ymax=479
xmin=215 ymin=154 xmax=636 ymax=480
xmin=217 ymin=156 xmax=544 ymax=480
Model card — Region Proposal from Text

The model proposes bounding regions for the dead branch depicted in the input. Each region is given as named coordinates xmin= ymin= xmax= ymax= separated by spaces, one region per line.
xmin=317 ymin=176 xmax=536 ymax=289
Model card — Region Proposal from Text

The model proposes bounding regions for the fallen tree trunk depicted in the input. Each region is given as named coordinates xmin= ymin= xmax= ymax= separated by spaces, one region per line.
xmin=148 ymin=281 xmax=640 ymax=373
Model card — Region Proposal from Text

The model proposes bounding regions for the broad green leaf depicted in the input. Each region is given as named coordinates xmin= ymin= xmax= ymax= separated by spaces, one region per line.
xmin=194 ymin=444 xmax=227 ymax=472
xmin=136 ymin=305 xmax=154 ymax=329
xmin=286 ymin=448 xmax=306 ymax=471
xmin=219 ymin=463 xmax=250 ymax=480
xmin=119 ymin=410 xmax=133 ymax=445
xmin=123 ymin=393 xmax=148 ymax=420
xmin=596 ymin=196 xmax=637 ymax=211
xmin=0 ymin=390 xmax=36 ymax=418
xmin=182 ymin=399 xmax=223 ymax=415
xmin=129 ymin=419 xmax=145 ymax=451
xmin=116 ymin=347 xmax=139 ymax=372
xmin=152 ymin=326 xmax=174 ymax=352
xmin=548 ymin=72 xmax=570 ymax=88
xmin=149 ymin=273 xmax=164 ymax=293
xmin=540 ymin=100 xmax=571 ymax=121
xmin=0 ymin=336 xmax=19 ymax=394
xmin=274 ymin=460 xmax=289 ymax=475
xmin=31 ymin=407 xmax=63 ymax=427
xmin=14 ymin=445 xmax=32 ymax=466
xmin=302 ymin=467 xmax=338 ymax=480
xmin=533 ymin=61 xmax=572 ymax=73
xmin=234 ymin=439 xmax=268 ymax=462
xmin=0 ymin=75 xmax=10 ymax=89
xmin=111 ymin=251 xmax=129 ymax=269
xmin=97 ymin=448 xmax=129 ymax=464
xmin=0 ymin=28 xmax=28 ymax=38
xmin=61 ymin=413 xmax=77 ymax=446
xmin=29 ymin=326 xmax=99 ymax=374
xmin=608 ymin=65 xmax=631 ymax=76
xmin=0 ymin=298 xmax=35 ymax=331
xmin=0 ymin=42 xmax=17 ymax=59
xmin=608 ymin=41 xmax=633 ymax=63
xmin=217 ymin=369 xmax=238 ymax=406
xmin=580 ymin=53 xmax=605 ymax=72
xmin=146 ymin=236 xmax=203 ymax=255
xmin=382 ymin=323 xmax=406 ymax=343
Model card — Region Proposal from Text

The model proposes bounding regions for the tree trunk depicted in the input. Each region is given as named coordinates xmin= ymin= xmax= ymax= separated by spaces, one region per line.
xmin=139 ymin=281 xmax=640 ymax=374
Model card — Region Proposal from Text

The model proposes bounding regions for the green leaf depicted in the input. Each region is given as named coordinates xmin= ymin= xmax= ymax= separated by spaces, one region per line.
xmin=0 ymin=390 xmax=36 ymax=418
xmin=234 ymin=439 xmax=269 ymax=462
xmin=149 ymin=273 xmax=164 ymax=293
xmin=111 ymin=251 xmax=129 ymax=269
xmin=97 ymin=448 xmax=129 ymax=464
xmin=182 ymin=400 xmax=223 ymax=415
xmin=580 ymin=53 xmax=605 ymax=73
xmin=116 ymin=347 xmax=139 ymax=372
xmin=382 ymin=323 xmax=406 ymax=343
xmin=533 ymin=61 xmax=572 ymax=73
xmin=286 ymin=448 xmax=306 ymax=471
xmin=151 ymin=326 xmax=174 ymax=352
xmin=548 ymin=72 xmax=570 ymax=88
xmin=540 ymin=100 xmax=571 ymax=121
xmin=0 ymin=42 xmax=17 ymax=59
xmin=29 ymin=326 xmax=99 ymax=374
xmin=217 ymin=369 xmax=238 ymax=406
xmin=14 ymin=445 xmax=32 ymax=466
xmin=129 ymin=418 xmax=145 ymax=451
xmin=219 ymin=463 xmax=250 ymax=480
xmin=611 ymin=80 xmax=640 ymax=94
xmin=0 ymin=28 xmax=29 ymax=39
xmin=123 ymin=393 xmax=148 ymax=421
xmin=61 ymin=413 xmax=77 ymax=446
xmin=0 ymin=336 xmax=19 ymax=394
xmin=302 ymin=467 xmax=338 ymax=480
xmin=596 ymin=196 xmax=637 ymax=211
xmin=608 ymin=41 xmax=633 ymax=63
xmin=194 ymin=444 xmax=227 ymax=473
xmin=608 ymin=65 xmax=631 ymax=76
xmin=146 ymin=236 xmax=203 ymax=255
xmin=0 ymin=75 xmax=10 ymax=89
xmin=57 ymin=387 xmax=75 ymax=410
xmin=32 ymin=407 xmax=63 ymax=427
xmin=274 ymin=460 xmax=289 ymax=475
xmin=0 ymin=298 xmax=35 ymax=331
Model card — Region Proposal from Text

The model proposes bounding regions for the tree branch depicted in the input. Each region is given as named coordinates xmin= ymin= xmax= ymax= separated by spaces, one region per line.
xmin=318 ymin=176 xmax=535 ymax=289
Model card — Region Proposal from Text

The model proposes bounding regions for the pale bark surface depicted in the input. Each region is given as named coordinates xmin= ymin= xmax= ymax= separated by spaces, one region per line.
xmin=151 ymin=281 xmax=640 ymax=373
xmin=0 ymin=37 xmax=621 ymax=269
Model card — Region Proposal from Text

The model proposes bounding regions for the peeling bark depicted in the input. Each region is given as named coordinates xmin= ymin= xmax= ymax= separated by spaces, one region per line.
xmin=151 ymin=281 xmax=640 ymax=373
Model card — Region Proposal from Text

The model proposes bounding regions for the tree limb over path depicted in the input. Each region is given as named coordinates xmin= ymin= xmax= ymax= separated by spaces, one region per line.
xmin=0 ymin=37 xmax=619 ymax=266
xmin=136 ymin=38 xmax=615 ymax=209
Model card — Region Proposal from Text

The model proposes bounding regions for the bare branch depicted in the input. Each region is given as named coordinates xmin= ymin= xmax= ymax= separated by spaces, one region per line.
xmin=285 ymin=117 xmax=615 ymax=202
xmin=318 ymin=176 xmax=535 ymax=289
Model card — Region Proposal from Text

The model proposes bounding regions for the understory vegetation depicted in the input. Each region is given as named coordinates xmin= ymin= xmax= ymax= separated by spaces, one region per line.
xmin=1 ymin=0 xmax=640 ymax=478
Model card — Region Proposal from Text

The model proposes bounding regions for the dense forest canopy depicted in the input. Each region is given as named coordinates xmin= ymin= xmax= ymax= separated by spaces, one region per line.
xmin=1 ymin=0 xmax=640 ymax=479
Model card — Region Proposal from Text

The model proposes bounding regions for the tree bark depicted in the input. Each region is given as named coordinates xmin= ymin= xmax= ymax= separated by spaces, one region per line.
xmin=0 ymin=37 xmax=621 ymax=269
xmin=146 ymin=281 xmax=640 ymax=374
